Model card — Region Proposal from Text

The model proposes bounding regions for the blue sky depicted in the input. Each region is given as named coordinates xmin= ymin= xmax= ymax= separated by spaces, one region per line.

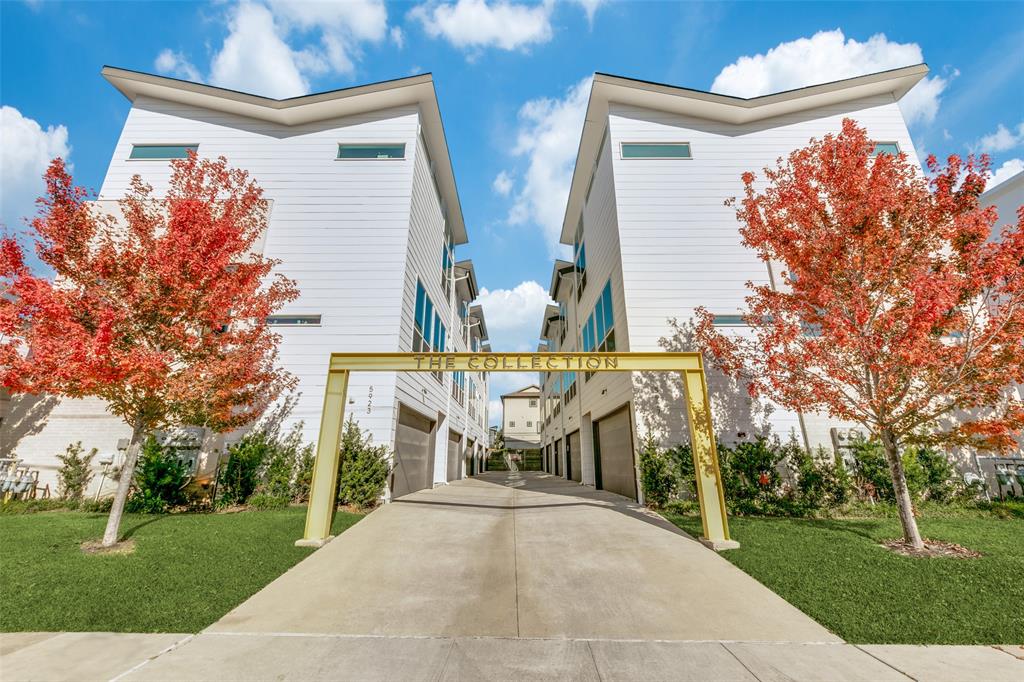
xmin=3 ymin=1 xmax=1023 ymax=410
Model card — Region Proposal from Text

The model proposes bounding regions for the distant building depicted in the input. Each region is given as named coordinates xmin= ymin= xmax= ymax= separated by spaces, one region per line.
xmin=501 ymin=385 xmax=541 ymax=451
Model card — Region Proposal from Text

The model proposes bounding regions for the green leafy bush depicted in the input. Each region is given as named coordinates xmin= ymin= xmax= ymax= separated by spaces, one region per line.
xmin=849 ymin=438 xmax=960 ymax=503
xmin=638 ymin=433 xmax=677 ymax=508
xmin=218 ymin=432 xmax=271 ymax=506
xmin=126 ymin=436 xmax=190 ymax=513
xmin=336 ymin=416 xmax=391 ymax=510
xmin=788 ymin=447 xmax=851 ymax=512
xmin=246 ymin=493 xmax=290 ymax=510
xmin=666 ymin=443 xmax=696 ymax=498
xmin=55 ymin=441 xmax=97 ymax=500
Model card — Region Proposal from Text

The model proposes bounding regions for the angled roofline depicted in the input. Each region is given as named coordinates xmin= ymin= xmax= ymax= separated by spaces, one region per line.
xmin=559 ymin=64 xmax=929 ymax=244
xmin=468 ymin=303 xmax=488 ymax=341
xmin=501 ymin=384 xmax=541 ymax=399
xmin=101 ymin=66 xmax=468 ymax=245
xmin=982 ymin=170 xmax=1024 ymax=201
xmin=540 ymin=303 xmax=561 ymax=340
xmin=455 ymin=259 xmax=478 ymax=301
xmin=548 ymin=259 xmax=574 ymax=298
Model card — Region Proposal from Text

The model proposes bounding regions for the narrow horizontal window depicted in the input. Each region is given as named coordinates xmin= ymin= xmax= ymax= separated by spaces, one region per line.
xmin=870 ymin=142 xmax=900 ymax=157
xmin=267 ymin=315 xmax=322 ymax=326
xmin=129 ymin=144 xmax=198 ymax=160
xmin=337 ymin=143 xmax=406 ymax=160
xmin=621 ymin=142 xmax=691 ymax=159
xmin=712 ymin=314 xmax=746 ymax=327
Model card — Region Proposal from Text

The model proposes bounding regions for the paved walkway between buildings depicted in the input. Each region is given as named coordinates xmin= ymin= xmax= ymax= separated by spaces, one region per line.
xmin=4 ymin=472 xmax=1023 ymax=680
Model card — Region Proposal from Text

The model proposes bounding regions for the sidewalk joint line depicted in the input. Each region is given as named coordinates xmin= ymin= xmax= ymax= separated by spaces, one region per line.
xmin=108 ymin=634 xmax=195 ymax=682
xmin=585 ymin=640 xmax=605 ymax=682
xmin=720 ymin=641 xmax=764 ymax=681
xmin=853 ymin=644 xmax=919 ymax=681
xmin=511 ymin=474 xmax=521 ymax=638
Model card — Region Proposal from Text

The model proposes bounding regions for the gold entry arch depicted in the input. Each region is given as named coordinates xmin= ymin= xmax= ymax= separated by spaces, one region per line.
xmin=297 ymin=352 xmax=737 ymax=550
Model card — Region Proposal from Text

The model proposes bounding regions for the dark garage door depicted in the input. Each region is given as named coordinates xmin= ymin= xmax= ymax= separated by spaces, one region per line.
xmin=391 ymin=406 xmax=433 ymax=499
xmin=596 ymin=406 xmax=636 ymax=500
xmin=568 ymin=430 xmax=582 ymax=482
xmin=447 ymin=430 xmax=461 ymax=482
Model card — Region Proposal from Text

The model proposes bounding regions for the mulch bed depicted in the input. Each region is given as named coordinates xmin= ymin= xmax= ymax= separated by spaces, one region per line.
xmin=80 ymin=538 xmax=136 ymax=555
xmin=882 ymin=538 xmax=981 ymax=559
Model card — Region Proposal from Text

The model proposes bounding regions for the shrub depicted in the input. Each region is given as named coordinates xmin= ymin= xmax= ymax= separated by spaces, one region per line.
xmin=55 ymin=441 xmax=97 ymax=500
xmin=788 ymin=446 xmax=851 ymax=512
xmin=336 ymin=416 xmax=391 ymax=510
xmin=126 ymin=436 xmax=190 ymax=513
xmin=666 ymin=443 xmax=696 ymax=498
xmin=246 ymin=493 xmax=290 ymax=510
xmin=218 ymin=432 xmax=272 ymax=506
xmin=850 ymin=438 xmax=960 ymax=503
xmin=638 ymin=433 xmax=677 ymax=508
xmin=718 ymin=437 xmax=791 ymax=513
xmin=908 ymin=445 xmax=960 ymax=502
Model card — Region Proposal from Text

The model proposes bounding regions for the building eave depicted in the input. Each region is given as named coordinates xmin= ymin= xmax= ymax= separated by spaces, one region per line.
xmin=559 ymin=64 xmax=929 ymax=244
xmin=982 ymin=170 xmax=1024 ymax=202
xmin=455 ymin=259 xmax=478 ymax=300
xmin=469 ymin=303 xmax=488 ymax=341
xmin=101 ymin=65 xmax=468 ymax=245
xmin=548 ymin=259 xmax=574 ymax=298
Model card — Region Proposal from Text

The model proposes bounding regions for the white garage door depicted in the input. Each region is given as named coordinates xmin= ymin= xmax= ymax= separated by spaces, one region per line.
xmin=597 ymin=406 xmax=636 ymax=500
xmin=447 ymin=430 xmax=461 ymax=482
xmin=568 ymin=430 xmax=582 ymax=483
xmin=392 ymin=406 xmax=433 ymax=499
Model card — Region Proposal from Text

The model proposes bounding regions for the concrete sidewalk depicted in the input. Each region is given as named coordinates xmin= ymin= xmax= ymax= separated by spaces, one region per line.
xmin=210 ymin=471 xmax=837 ymax=641
xmin=2 ymin=632 xmax=1022 ymax=681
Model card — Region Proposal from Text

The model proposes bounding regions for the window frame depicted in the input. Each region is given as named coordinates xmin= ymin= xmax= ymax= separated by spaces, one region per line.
xmin=128 ymin=144 xmax=199 ymax=161
xmin=336 ymin=143 xmax=407 ymax=160
xmin=620 ymin=142 xmax=692 ymax=160
xmin=869 ymin=141 xmax=901 ymax=158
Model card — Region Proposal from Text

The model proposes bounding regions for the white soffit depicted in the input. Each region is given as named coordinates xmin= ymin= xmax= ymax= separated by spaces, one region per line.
xmin=559 ymin=64 xmax=930 ymax=243
xmin=101 ymin=66 xmax=468 ymax=244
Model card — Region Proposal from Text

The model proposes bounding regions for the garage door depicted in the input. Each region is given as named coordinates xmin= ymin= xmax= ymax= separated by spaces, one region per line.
xmin=466 ymin=439 xmax=476 ymax=476
xmin=568 ymin=430 xmax=582 ymax=482
xmin=554 ymin=439 xmax=562 ymax=476
xmin=391 ymin=406 xmax=433 ymax=499
xmin=447 ymin=430 xmax=461 ymax=482
xmin=596 ymin=406 xmax=636 ymax=500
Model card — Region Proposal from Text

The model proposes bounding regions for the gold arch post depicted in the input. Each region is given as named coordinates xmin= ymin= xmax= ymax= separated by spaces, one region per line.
xmin=296 ymin=352 xmax=737 ymax=551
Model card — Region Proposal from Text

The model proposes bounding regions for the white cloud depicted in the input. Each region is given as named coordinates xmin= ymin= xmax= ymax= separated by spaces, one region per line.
xmin=154 ymin=48 xmax=201 ymax=82
xmin=475 ymin=280 xmax=554 ymax=352
xmin=711 ymin=29 xmax=949 ymax=127
xmin=390 ymin=25 xmax=405 ymax=48
xmin=571 ymin=0 xmax=605 ymax=25
xmin=210 ymin=2 xmax=310 ymax=98
xmin=409 ymin=0 xmax=554 ymax=53
xmin=988 ymin=158 xmax=1024 ymax=190
xmin=505 ymin=76 xmax=590 ymax=255
xmin=162 ymin=1 xmax=389 ymax=99
xmin=977 ymin=122 xmax=1024 ymax=153
xmin=0 ymin=106 xmax=70 ymax=232
xmin=492 ymin=170 xmax=514 ymax=196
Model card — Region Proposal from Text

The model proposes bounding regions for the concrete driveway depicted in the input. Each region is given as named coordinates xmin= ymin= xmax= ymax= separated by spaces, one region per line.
xmin=208 ymin=470 xmax=837 ymax=642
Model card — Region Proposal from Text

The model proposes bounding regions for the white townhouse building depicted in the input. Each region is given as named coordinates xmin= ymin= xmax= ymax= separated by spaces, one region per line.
xmin=0 ymin=67 xmax=491 ymax=499
xmin=500 ymin=385 xmax=542 ymax=451
xmin=537 ymin=65 xmax=931 ymax=501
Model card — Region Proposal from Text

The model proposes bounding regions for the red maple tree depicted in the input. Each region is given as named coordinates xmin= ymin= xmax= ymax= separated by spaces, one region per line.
xmin=1 ymin=154 xmax=298 ymax=546
xmin=695 ymin=119 xmax=1024 ymax=549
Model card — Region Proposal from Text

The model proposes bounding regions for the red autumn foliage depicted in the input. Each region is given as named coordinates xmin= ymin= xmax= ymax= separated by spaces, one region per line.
xmin=1 ymin=153 xmax=298 ymax=544
xmin=695 ymin=119 xmax=1024 ymax=547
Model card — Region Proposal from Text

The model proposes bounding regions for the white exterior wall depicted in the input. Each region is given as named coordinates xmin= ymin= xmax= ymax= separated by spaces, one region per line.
xmin=503 ymin=393 xmax=541 ymax=445
xmin=5 ymin=94 xmax=488 ymax=492
xmin=605 ymin=94 xmax=920 ymax=451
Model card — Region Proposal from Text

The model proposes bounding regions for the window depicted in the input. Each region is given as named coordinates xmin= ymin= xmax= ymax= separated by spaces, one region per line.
xmin=509 ymin=421 xmax=516 ymax=428
xmin=621 ymin=142 xmax=692 ymax=159
xmin=870 ymin=141 xmax=900 ymax=158
xmin=563 ymin=371 xmax=577 ymax=404
xmin=129 ymin=144 xmax=198 ymax=160
xmin=712 ymin=314 xmax=746 ymax=327
xmin=526 ymin=421 xmax=533 ymax=428
xmin=337 ymin=143 xmax=406 ymax=159
xmin=413 ymin=280 xmax=447 ymax=382
xmin=529 ymin=399 xmax=538 ymax=408
xmin=452 ymin=370 xmax=465 ymax=405
xmin=441 ymin=227 xmax=454 ymax=298
xmin=267 ymin=314 xmax=321 ymax=326
xmin=573 ymin=217 xmax=587 ymax=301
xmin=582 ymin=281 xmax=616 ymax=380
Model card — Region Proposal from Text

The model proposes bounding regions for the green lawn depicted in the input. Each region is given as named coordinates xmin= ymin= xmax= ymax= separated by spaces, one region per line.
xmin=0 ymin=507 xmax=361 ymax=633
xmin=665 ymin=511 xmax=1024 ymax=644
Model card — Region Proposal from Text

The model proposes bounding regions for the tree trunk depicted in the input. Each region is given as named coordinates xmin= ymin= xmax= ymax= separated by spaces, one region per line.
xmin=101 ymin=420 xmax=146 ymax=547
xmin=880 ymin=428 xmax=924 ymax=550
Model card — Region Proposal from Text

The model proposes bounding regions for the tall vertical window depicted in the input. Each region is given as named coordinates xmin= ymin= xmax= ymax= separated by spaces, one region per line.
xmin=452 ymin=370 xmax=465 ymax=404
xmin=573 ymin=217 xmax=587 ymax=301
xmin=563 ymin=371 xmax=577 ymax=404
xmin=441 ymin=227 xmax=454 ymax=299
xmin=414 ymin=280 xmax=447 ymax=383
xmin=582 ymin=281 xmax=616 ymax=381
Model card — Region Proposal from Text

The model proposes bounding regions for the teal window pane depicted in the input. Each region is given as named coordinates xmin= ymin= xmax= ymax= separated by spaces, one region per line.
xmin=424 ymin=298 xmax=434 ymax=346
xmin=621 ymin=143 xmax=691 ymax=159
xmin=713 ymin=314 xmax=745 ymax=326
xmin=602 ymin=283 xmax=614 ymax=333
xmin=583 ymin=317 xmax=593 ymax=352
xmin=415 ymin=283 xmax=425 ymax=331
xmin=266 ymin=314 xmax=321 ymax=326
xmin=129 ymin=144 xmax=198 ymax=159
xmin=595 ymin=299 xmax=606 ymax=342
xmin=870 ymin=142 xmax=900 ymax=157
xmin=338 ymin=143 xmax=406 ymax=159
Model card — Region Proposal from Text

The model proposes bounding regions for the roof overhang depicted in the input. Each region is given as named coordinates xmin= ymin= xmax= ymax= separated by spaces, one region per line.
xmin=548 ymin=259 xmax=574 ymax=298
xmin=559 ymin=64 xmax=929 ymax=244
xmin=102 ymin=66 xmax=468 ymax=244
xmin=469 ymin=304 xmax=488 ymax=341
xmin=455 ymin=259 xmax=478 ymax=300
xmin=540 ymin=303 xmax=561 ymax=339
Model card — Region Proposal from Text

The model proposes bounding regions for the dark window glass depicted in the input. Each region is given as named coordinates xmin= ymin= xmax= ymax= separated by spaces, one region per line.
xmin=129 ymin=144 xmax=198 ymax=160
xmin=621 ymin=143 xmax=691 ymax=159
xmin=337 ymin=143 xmax=406 ymax=159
